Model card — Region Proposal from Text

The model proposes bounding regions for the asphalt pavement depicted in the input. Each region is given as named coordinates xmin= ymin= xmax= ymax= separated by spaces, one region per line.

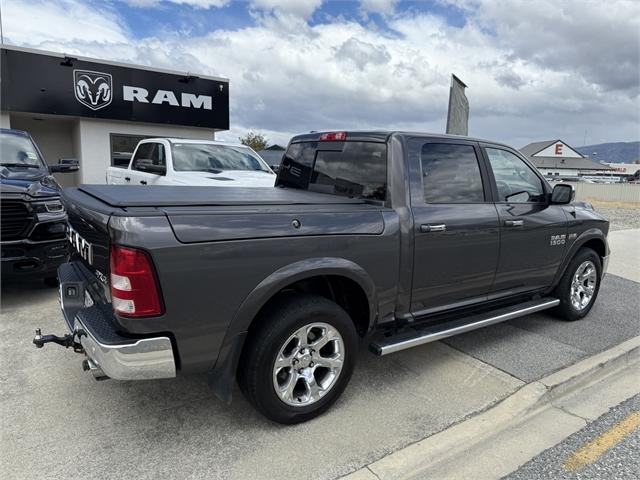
xmin=445 ymin=273 xmax=640 ymax=382
xmin=504 ymin=394 xmax=640 ymax=480
xmin=1 ymin=230 xmax=638 ymax=480
xmin=0 ymin=282 xmax=523 ymax=480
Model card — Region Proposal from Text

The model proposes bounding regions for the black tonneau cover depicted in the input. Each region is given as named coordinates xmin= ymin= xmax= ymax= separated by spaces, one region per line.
xmin=77 ymin=185 xmax=366 ymax=208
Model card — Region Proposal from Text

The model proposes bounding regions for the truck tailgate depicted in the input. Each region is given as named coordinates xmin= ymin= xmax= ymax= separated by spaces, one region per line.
xmin=62 ymin=187 xmax=118 ymax=281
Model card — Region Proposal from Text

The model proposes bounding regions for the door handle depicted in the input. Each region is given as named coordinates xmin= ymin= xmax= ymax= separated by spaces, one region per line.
xmin=124 ymin=177 xmax=130 ymax=182
xmin=420 ymin=224 xmax=446 ymax=233
xmin=140 ymin=180 xmax=147 ymax=185
xmin=504 ymin=220 xmax=524 ymax=227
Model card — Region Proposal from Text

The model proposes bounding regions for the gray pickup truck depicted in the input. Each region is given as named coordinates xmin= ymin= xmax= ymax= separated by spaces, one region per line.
xmin=35 ymin=131 xmax=609 ymax=424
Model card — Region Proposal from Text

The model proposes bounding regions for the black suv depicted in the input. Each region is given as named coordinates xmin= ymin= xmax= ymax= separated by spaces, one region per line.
xmin=1 ymin=128 xmax=78 ymax=284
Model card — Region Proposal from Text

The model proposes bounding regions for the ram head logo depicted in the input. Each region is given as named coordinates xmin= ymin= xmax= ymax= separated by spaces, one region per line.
xmin=73 ymin=70 xmax=113 ymax=110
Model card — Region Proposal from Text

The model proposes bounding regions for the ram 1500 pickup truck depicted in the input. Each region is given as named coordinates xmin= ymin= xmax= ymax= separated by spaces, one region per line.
xmin=106 ymin=138 xmax=276 ymax=187
xmin=35 ymin=131 xmax=609 ymax=424
xmin=1 ymin=129 xmax=78 ymax=284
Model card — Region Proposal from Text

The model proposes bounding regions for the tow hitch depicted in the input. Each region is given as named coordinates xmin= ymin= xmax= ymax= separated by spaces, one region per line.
xmin=33 ymin=328 xmax=84 ymax=353
xmin=32 ymin=328 xmax=109 ymax=380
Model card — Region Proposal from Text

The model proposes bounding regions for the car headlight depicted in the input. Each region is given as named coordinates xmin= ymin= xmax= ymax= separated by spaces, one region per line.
xmin=33 ymin=200 xmax=66 ymax=222
xmin=33 ymin=200 xmax=65 ymax=214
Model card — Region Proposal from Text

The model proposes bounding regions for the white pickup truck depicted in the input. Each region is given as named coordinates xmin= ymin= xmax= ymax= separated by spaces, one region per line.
xmin=106 ymin=138 xmax=277 ymax=187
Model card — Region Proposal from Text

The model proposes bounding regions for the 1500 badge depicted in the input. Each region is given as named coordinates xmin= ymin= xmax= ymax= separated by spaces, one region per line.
xmin=550 ymin=234 xmax=566 ymax=246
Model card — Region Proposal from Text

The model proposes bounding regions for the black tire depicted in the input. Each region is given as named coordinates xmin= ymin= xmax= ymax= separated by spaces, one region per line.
xmin=44 ymin=276 xmax=59 ymax=287
xmin=553 ymin=247 xmax=602 ymax=321
xmin=237 ymin=294 xmax=358 ymax=424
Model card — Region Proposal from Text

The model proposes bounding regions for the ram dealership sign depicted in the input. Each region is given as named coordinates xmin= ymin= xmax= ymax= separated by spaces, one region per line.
xmin=1 ymin=47 xmax=229 ymax=129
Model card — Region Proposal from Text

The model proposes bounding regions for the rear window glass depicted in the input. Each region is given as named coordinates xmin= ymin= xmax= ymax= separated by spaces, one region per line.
xmin=277 ymin=141 xmax=387 ymax=201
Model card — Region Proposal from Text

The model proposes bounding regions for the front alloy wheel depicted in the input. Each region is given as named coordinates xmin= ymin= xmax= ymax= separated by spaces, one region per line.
xmin=570 ymin=260 xmax=597 ymax=311
xmin=553 ymin=247 xmax=602 ymax=321
xmin=273 ymin=323 xmax=345 ymax=406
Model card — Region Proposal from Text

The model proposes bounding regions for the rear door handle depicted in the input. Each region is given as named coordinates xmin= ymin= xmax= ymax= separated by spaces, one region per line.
xmin=124 ymin=177 xmax=130 ymax=182
xmin=420 ymin=224 xmax=446 ymax=233
xmin=504 ymin=220 xmax=524 ymax=227
xmin=140 ymin=180 xmax=147 ymax=185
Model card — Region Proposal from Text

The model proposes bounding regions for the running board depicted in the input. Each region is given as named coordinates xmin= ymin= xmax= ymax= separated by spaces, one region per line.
xmin=370 ymin=297 xmax=560 ymax=356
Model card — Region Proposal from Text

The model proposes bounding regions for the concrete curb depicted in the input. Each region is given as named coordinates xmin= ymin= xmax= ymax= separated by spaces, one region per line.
xmin=342 ymin=336 xmax=640 ymax=480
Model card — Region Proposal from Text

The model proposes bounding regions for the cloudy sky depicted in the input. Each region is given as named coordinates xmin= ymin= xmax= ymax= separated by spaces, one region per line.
xmin=1 ymin=0 xmax=639 ymax=148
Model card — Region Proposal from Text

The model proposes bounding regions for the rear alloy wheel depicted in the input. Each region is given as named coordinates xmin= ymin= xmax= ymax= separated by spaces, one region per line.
xmin=554 ymin=247 xmax=602 ymax=321
xmin=238 ymin=294 xmax=358 ymax=424
xmin=272 ymin=322 xmax=345 ymax=407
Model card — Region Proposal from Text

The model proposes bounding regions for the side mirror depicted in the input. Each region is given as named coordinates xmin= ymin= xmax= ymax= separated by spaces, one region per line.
xmin=144 ymin=164 xmax=166 ymax=175
xmin=135 ymin=159 xmax=166 ymax=175
xmin=49 ymin=158 xmax=79 ymax=173
xmin=551 ymin=184 xmax=574 ymax=204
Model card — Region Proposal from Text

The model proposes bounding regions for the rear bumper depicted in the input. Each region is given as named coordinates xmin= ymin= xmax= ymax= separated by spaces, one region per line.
xmin=59 ymin=262 xmax=176 ymax=380
xmin=71 ymin=317 xmax=176 ymax=380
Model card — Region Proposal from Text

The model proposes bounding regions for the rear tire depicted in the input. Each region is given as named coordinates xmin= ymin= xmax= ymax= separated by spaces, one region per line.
xmin=553 ymin=247 xmax=602 ymax=321
xmin=238 ymin=294 xmax=358 ymax=424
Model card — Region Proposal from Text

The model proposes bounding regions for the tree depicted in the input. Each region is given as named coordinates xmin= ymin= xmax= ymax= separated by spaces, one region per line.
xmin=239 ymin=132 xmax=268 ymax=151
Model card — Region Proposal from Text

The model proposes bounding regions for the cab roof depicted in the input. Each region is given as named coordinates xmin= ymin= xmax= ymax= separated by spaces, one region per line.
xmin=0 ymin=128 xmax=30 ymax=137
xmin=290 ymin=130 xmax=512 ymax=149
xmin=140 ymin=137 xmax=250 ymax=149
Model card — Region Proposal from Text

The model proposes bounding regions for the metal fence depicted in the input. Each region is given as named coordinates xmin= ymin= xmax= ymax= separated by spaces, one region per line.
xmin=573 ymin=183 xmax=640 ymax=203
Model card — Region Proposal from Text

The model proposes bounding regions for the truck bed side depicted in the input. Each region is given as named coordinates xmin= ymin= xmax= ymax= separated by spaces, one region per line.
xmin=62 ymin=186 xmax=402 ymax=373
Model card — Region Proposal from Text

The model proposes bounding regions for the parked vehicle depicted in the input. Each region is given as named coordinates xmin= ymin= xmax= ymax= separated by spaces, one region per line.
xmin=0 ymin=129 xmax=78 ymax=284
xmin=106 ymin=138 xmax=276 ymax=187
xmin=35 ymin=131 xmax=609 ymax=424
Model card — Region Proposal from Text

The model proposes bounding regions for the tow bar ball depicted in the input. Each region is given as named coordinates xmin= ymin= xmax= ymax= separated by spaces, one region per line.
xmin=33 ymin=328 xmax=84 ymax=353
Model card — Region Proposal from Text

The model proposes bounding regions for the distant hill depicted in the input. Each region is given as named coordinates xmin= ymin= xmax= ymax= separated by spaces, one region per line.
xmin=576 ymin=142 xmax=640 ymax=164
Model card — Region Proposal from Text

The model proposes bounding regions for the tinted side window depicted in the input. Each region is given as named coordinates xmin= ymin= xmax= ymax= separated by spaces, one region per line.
xmin=278 ymin=142 xmax=319 ymax=190
xmin=485 ymin=148 xmax=544 ymax=203
xmin=310 ymin=142 xmax=386 ymax=200
xmin=419 ymin=143 xmax=485 ymax=203
xmin=278 ymin=141 xmax=387 ymax=201
xmin=132 ymin=143 xmax=166 ymax=173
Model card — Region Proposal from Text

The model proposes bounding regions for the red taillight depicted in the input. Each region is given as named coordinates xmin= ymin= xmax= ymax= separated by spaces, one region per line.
xmin=319 ymin=132 xmax=347 ymax=141
xmin=109 ymin=245 xmax=163 ymax=318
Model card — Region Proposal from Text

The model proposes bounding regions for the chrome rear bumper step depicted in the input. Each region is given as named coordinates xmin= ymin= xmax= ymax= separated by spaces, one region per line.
xmin=370 ymin=297 xmax=560 ymax=356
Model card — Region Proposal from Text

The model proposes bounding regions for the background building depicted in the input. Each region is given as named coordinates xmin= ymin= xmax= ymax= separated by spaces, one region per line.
xmin=595 ymin=162 xmax=640 ymax=181
xmin=256 ymin=144 xmax=286 ymax=171
xmin=1 ymin=45 xmax=229 ymax=187
xmin=520 ymin=139 xmax=611 ymax=179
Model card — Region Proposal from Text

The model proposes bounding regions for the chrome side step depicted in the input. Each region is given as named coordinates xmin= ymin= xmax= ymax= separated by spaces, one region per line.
xmin=370 ymin=297 xmax=560 ymax=356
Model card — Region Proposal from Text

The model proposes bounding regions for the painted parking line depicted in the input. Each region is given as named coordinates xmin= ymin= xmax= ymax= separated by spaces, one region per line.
xmin=563 ymin=411 xmax=640 ymax=471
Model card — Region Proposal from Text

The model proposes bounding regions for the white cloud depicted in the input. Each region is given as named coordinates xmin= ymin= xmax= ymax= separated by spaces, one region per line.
xmin=250 ymin=0 xmax=324 ymax=19
xmin=2 ymin=0 xmax=638 ymax=147
xmin=122 ymin=0 xmax=230 ymax=8
xmin=360 ymin=0 xmax=398 ymax=15
xmin=2 ymin=0 xmax=129 ymax=44
xmin=444 ymin=0 xmax=640 ymax=94
xmin=334 ymin=38 xmax=391 ymax=69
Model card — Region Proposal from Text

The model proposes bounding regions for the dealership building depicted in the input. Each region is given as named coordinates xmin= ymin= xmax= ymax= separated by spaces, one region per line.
xmin=1 ymin=45 xmax=229 ymax=187
xmin=520 ymin=139 xmax=611 ymax=178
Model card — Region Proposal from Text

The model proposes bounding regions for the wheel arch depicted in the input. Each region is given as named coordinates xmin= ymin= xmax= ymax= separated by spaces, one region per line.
xmin=551 ymin=228 xmax=609 ymax=289
xmin=208 ymin=257 xmax=377 ymax=402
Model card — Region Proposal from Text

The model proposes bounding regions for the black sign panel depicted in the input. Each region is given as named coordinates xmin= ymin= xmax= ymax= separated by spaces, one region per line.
xmin=1 ymin=48 xmax=229 ymax=130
